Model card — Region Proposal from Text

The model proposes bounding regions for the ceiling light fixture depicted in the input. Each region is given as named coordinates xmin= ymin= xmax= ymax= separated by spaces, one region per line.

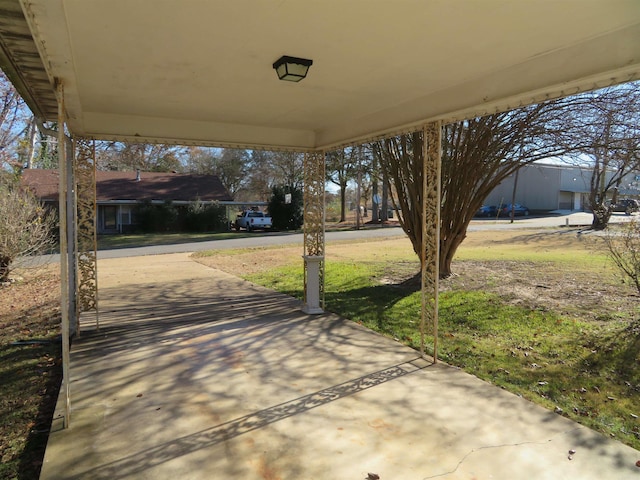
xmin=272 ymin=55 xmax=313 ymax=82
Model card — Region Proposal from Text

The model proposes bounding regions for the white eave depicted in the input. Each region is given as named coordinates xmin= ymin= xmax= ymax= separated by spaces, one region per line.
xmin=1 ymin=0 xmax=639 ymax=151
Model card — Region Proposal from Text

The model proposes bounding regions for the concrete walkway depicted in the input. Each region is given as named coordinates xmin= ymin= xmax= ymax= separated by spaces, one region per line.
xmin=41 ymin=253 xmax=640 ymax=479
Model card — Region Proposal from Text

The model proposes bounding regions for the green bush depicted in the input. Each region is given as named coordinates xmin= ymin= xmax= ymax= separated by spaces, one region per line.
xmin=134 ymin=200 xmax=178 ymax=233
xmin=185 ymin=201 xmax=228 ymax=232
xmin=268 ymin=185 xmax=303 ymax=231
xmin=133 ymin=200 xmax=228 ymax=233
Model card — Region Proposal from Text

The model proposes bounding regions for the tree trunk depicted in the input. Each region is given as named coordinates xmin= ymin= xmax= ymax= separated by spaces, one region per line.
xmin=26 ymin=117 xmax=38 ymax=169
xmin=591 ymin=204 xmax=611 ymax=230
xmin=372 ymin=181 xmax=379 ymax=223
xmin=0 ymin=255 xmax=11 ymax=282
xmin=381 ymin=173 xmax=389 ymax=222
xmin=439 ymin=230 xmax=467 ymax=278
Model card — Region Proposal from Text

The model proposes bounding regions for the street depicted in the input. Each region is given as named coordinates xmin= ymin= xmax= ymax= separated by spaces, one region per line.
xmin=37 ymin=210 xmax=636 ymax=262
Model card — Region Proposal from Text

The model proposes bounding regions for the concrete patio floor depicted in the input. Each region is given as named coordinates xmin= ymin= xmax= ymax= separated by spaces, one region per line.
xmin=40 ymin=253 xmax=640 ymax=479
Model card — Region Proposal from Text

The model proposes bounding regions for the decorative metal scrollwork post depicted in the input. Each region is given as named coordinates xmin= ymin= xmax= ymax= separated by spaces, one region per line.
xmin=74 ymin=138 xmax=98 ymax=330
xmin=420 ymin=121 xmax=442 ymax=363
xmin=302 ymin=151 xmax=325 ymax=314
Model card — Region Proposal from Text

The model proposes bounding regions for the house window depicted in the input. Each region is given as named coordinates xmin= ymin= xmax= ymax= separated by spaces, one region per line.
xmin=103 ymin=206 xmax=117 ymax=231
xmin=119 ymin=206 xmax=133 ymax=225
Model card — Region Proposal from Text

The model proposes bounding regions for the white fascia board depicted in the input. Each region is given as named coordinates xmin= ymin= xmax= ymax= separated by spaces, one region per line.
xmin=79 ymin=112 xmax=317 ymax=152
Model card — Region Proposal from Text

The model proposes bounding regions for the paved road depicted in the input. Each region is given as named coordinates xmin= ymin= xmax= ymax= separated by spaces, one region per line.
xmin=91 ymin=226 xmax=407 ymax=260
xmin=34 ymin=225 xmax=407 ymax=264
xmin=40 ymin=210 xmax=636 ymax=262
xmin=469 ymin=210 xmax=597 ymax=231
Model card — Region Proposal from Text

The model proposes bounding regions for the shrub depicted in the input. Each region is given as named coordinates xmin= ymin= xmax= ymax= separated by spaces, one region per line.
xmin=0 ymin=176 xmax=56 ymax=282
xmin=185 ymin=200 xmax=228 ymax=232
xmin=268 ymin=185 xmax=303 ymax=231
xmin=134 ymin=200 xmax=178 ymax=233
xmin=603 ymin=219 xmax=640 ymax=293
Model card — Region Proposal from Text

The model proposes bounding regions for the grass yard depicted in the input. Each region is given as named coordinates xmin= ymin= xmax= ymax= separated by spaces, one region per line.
xmin=194 ymin=227 xmax=640 ymax=450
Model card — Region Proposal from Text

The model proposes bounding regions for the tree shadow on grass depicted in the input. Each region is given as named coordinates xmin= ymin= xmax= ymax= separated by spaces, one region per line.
xmin=485 ymin=228 xmax=590 ymax=248
xmin=584 ymin=320 xmax=640 ymax=384
xmin=325 ymin=281 xmax=419 ymax=337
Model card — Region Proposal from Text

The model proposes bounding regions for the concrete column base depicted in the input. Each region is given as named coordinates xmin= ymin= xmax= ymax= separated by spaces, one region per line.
xmin=302 ymin=255 xmax=324 ymax=314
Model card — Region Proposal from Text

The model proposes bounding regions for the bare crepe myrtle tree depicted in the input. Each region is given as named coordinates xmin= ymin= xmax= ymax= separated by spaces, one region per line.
xmin=560 ymin=83 xmax=640 ymax=230
xmin=0 ymin=174 xmax=56 ymax=282
xmin=374 ymin=98 xmax=575 ymax=278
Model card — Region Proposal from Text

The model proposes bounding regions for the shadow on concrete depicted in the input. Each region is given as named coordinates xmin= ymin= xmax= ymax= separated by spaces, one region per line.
xmin=40 ymin=255 xmax=640 ymax=480
xmin=61 ymin=358 xmax=432 ymax=480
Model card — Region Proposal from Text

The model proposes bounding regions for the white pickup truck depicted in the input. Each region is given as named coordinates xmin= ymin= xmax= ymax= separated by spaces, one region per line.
xmin=234 ymin=210 xmax=272 ymax=231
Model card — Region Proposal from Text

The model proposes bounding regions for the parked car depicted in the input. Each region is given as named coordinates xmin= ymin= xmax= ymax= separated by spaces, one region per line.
xmin=500 ymin=203 xmax=530 ymax=216
xmin=475 ymin=205 xmax=498 ymax=217
xmin=608 ymin=199 xmax=639 ymax=214
xmin=234 ymin=210 xmax=272 ymax=231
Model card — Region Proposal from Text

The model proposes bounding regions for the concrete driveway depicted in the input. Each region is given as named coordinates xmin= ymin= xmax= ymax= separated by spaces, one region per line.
xmin=40 ymin=253 xmax=640 ymax=479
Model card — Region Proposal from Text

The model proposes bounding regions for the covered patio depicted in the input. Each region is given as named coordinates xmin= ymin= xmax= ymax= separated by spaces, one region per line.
xmin=40 ymin=252 xmax=640 ymax=479
xmin=1 ymin=0 xmax=639 ymax=477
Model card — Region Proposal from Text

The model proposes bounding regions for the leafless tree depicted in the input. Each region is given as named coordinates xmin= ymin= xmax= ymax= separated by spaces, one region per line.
xmin=561 ymin=83 xmax=640 ymax=229
xmin=602 ymin=219 xmax=640 ymax=294
xmin=0 ymin=175 xmax=56 ymax=282
xmin=269 ymin=151 xmax=304 ymax=190
xmin=182 ymin=146 xmax=219 ymax=174
xmin=353 ymin=145 xmax=374 ymax=220
xmin=18 ymin=117 xmax=39 ymax=169
xmin=375 ymin=99 xmax=575 ymax=278
xmin=214 ymin=148 xmax=250 ymax=200
xmin=96 ymin=141 xmax=184 ymax=172
xmin=242 ymin=150 xmax=273 ymax=200
xmin=183 ymin=147 xmax=301 ymax=202
xmin=243 ymin=150 xmax=304 ymax=201
xmin=0 ymin=72 xmax=29 ymax=170
xmin=326 ymin=148 xmax=358 ymax=222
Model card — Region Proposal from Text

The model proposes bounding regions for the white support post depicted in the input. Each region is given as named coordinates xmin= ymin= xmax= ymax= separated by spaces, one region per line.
xmin=57 ymin=80 xmax=71 ymax=427
xmin=302 ymin=255 xmax=324 ymax=314
xmin=66 ymin=138 xmax=77 ymax=337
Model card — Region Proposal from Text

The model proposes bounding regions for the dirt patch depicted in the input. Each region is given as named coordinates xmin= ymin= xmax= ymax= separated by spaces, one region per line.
xmin=442 ymin=260 xmax=637 ymax=321
xmin=195 ymin=247 xmax=303 ymax=277
xmin=0 ymin=265 xmax=61 ymax=339
xmin=193 ymin=235 xmax=416 ymax=277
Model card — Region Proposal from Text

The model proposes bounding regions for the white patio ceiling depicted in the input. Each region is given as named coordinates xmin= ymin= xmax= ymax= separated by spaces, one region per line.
xmin=2 ymin=0 xmax=640 ymax=151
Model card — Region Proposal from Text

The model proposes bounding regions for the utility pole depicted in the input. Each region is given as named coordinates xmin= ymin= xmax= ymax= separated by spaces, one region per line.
xmin=356 ymin=167 xmax=362 ymax=230
xmin=510 ymin=169 xmax=519 ymax=224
